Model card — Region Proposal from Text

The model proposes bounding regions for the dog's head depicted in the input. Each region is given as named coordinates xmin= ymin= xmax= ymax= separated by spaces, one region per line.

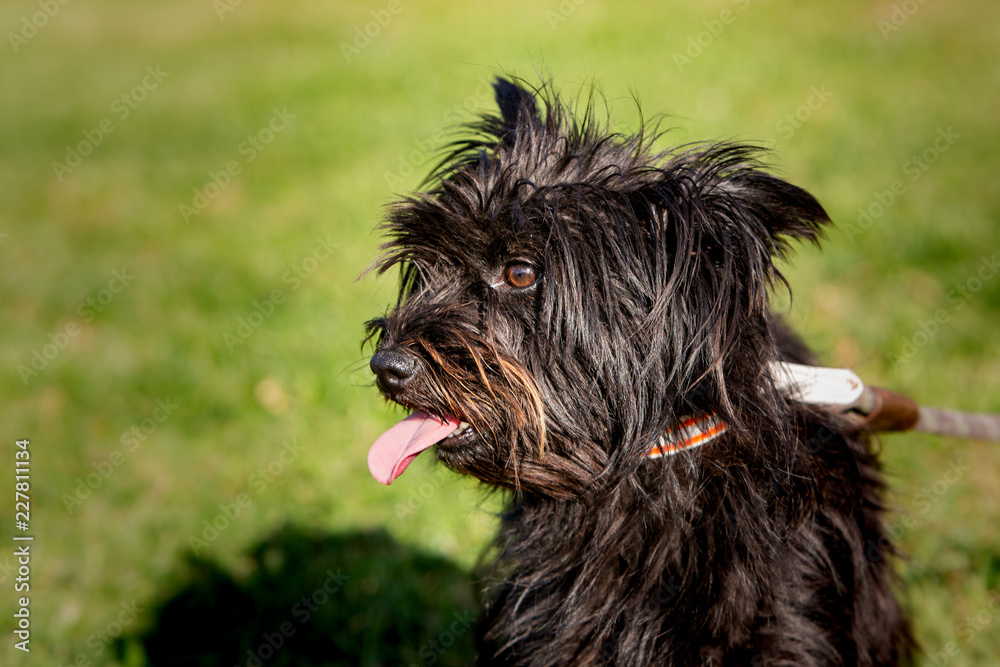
xmin=365 ymin=78 xmax=830 ymax=498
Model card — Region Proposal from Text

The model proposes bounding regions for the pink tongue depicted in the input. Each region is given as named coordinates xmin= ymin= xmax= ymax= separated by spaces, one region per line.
xmin=368 ymin=411 xmax=461 ymax=485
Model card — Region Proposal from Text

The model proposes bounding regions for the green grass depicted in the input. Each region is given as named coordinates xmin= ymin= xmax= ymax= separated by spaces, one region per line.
xmin=2 ymin=0 xmax=999 ymax=664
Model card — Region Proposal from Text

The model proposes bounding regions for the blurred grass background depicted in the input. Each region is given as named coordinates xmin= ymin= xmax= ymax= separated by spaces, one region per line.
xmin=1 ymin=0 xmax=999 ymax=664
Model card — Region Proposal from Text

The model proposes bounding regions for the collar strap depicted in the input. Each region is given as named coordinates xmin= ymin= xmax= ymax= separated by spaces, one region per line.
xmin=647 ymin=412 xmax=726 ymax=458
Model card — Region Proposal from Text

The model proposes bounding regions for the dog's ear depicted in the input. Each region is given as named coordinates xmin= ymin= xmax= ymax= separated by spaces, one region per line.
xmin=650 ymin=146 xmax=830 ymax=267
xmin=492 ymin=78 xmax=542 ymax=146
xmin=415 ymin=77 xmax=544 ymax=187
xmin=713 ymin=169 xmax=830 ymax=259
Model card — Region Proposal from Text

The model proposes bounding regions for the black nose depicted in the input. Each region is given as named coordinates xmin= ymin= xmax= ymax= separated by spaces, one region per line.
xmin=370 ymin=349 xmax=418 ymax=397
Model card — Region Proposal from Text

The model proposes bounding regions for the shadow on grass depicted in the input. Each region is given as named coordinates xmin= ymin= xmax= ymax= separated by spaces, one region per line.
xmin=121 ymin=525 xmax=478 ymax=667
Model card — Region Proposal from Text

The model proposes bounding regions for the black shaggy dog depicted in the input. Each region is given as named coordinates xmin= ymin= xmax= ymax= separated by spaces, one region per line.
xmin=364 ymin=78 xmax=914 ymax=665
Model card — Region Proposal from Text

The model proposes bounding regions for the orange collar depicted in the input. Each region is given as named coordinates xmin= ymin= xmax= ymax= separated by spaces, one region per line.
xmin=646 ymin=412 xmax=726 ymax=458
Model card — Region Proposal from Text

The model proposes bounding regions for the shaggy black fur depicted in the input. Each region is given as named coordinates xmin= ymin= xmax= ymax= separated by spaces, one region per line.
xmin=365 ymin=78 xmax=913 ymax=665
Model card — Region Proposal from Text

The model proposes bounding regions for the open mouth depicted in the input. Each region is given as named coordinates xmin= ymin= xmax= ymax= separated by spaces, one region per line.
xmin=437 ymin=420 xmax=476 ymax=448
xmin=367 ymin=410 xmax=475 ymax=485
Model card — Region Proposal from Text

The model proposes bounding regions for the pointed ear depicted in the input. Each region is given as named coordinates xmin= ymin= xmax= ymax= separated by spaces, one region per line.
xmin=492 ymin=77 xmax=541 ymax=146
xmin=715 ymin=170 xmax=830 ymax=258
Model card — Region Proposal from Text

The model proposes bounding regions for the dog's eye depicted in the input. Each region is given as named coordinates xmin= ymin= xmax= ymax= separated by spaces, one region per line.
xmin=503 ymin=263 xmax=538 ymax=289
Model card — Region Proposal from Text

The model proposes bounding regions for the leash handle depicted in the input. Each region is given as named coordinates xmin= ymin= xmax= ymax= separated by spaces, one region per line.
xmin=770 ymin=362 xmax=1000 ymax=441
